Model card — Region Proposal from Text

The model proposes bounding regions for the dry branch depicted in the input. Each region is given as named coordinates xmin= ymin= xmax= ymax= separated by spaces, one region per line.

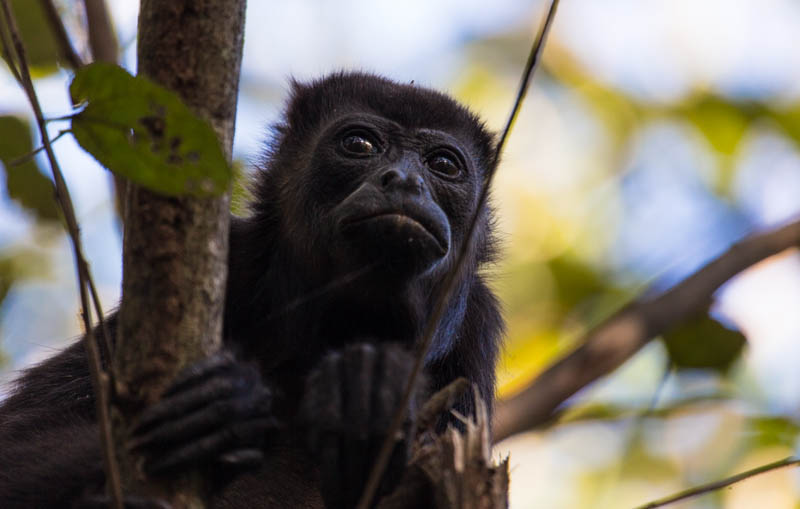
xmin=379 ymin=387 xmax=509 ymax=509
xmin=493 ymin=218 xmax=800 ymax=441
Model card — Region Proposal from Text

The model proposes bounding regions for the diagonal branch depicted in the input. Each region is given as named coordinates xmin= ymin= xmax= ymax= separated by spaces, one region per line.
xmin=38 ymin=0 xmax=84 ymax=68
xmin=493 ymin=218 xmax=800 ymax=441
xmin=634 ymin=456 xmax=800 ymax=508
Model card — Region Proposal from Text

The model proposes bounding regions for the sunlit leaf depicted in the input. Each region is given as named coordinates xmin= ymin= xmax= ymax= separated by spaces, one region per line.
xmin=548 ymin=255 xmax=607 ymax=308
xmin=0 ymin=248 xmax=50 ymax=308
xmin=770 ymin=104 xmax=800 ymax=147
xmin=0 ymin=0 xmax=61 ymax=76
xmin=497 ymin=329 xmax=561 ymax=398
xmin=747 ymin=416 xmax=800 ymax=449
xmin=682 ymin=95 xmax=755 ymax=193
xmin=230 ymin=159 xmax=253 ymax=217
xmin=0 ymin=116 xmax=60 ymax=222
xmin=619 ymin=436 xmax=678 ymax=479
xmin=661 ymin=315 xmax=746 ymax=373
xmin=684 ymin=96 xmax=752 ymax=157
xmin=69 ymin=63 xmax=232 ymax=197
xmin=0 ymin=249 xmax=50 ymax=368
xmin=547 ymin=255 xmax=630 ymax=326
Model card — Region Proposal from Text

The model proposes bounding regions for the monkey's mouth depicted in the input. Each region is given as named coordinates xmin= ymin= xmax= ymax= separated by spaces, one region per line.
xmin=342 ymin=211 xmax=448 ymax=255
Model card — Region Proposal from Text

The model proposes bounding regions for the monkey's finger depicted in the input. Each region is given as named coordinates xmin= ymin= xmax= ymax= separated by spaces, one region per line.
xmin=131 ymin=390 xmax=274 ymax=451
xmin=343 ymin=343 xmax=377 ymax=439
xmin=163 ymin=351 xmax=239 ymax=397
xmin=218 ymin=448 xmax=264 ymax=469
xmin=133 ymin=372 xmax=268 ymax=434
xmin=144 ymin=418 xmax=274 ymax=475
xmin=317 ymin=433 xmax=347 ymax=509
xmin=341 ymin=435 xmax=372 ymax=509
xmin=302 ymin=351 xmax=344 ymax=440
xmin=75 ymin=494 xmax=172 ymax=509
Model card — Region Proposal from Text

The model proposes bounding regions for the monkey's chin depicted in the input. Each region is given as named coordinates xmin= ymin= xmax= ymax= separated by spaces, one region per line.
xmin=340 ymin=213 xmax=449 ymax=275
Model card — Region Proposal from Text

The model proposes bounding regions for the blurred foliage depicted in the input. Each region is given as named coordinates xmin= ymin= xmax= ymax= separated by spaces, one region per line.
xmin=0 ymin=248 xmax=51 ymax=366
xmin=486 ymin=39 xmax=797 ymax=399
xmin=230 ymin=159 xmax=254 ymax=217
xmin=463 ymin=26 xmax=800 ymax=506
xmin=662 ymin=315 xmax=747 ymax=373
xmin=0 ymin=0 xmax=61 ymax=77
xmin=0 ymin=249 xmax=50 ymax=308
xmin=747 ymin=416 xmax=800 ymax=450
xmin=0 ymin=116 xmax=61 ymax=223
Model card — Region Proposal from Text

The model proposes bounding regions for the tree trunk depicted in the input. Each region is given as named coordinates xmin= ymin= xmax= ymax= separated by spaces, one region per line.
xmin=112 ymin=1 xmax=246 ymax=506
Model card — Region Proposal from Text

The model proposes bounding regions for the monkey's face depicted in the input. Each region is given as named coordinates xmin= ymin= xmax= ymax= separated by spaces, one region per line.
xmin=301 ymin=112 xmax=481 ymax=280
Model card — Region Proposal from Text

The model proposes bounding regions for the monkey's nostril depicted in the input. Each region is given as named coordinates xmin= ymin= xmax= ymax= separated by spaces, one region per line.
xmin=380 ymin=169 xmax=400 ymax=188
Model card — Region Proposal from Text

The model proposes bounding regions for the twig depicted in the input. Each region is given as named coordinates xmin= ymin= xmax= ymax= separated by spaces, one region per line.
xmin=634 ymin=456 xmax=800 ymax=508
xmin=0 ymin=2 xmax=122 ymax=507
xmin=9 ymin=129 xmax=70 ymax=166
xmin=356 ymin=2 xmax=561 ymax=508
xmin=493 ymin=217 xmax=800 ymax=441
xmin=38 ymin=0 xmax=84 ymax=68
xmin=0 ymin=8 xmax=21 ymax=82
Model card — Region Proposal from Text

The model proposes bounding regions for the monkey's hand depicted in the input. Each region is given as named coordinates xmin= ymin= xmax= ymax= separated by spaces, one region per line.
xmin=128 ymin=351 xmax=276 ymax=481
xmin=301 ymin=343 xmax=423 ymax=509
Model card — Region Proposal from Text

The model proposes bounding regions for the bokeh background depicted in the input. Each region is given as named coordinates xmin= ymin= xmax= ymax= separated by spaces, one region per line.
xmin=2 ymin=1 xmax=800 ymax=507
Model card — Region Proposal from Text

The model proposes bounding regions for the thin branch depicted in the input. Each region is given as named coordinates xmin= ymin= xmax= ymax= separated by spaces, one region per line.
xmin=356 ymin=2 xmax=561 ymax=508
xmin=38 ymin=0 xmax=84 ymax=68
xmin=493 ymin=218 xmax=800 ymax=441
xmin=0 ymin=10 xmax=21 ymax=82
xmin=0 ymin=2 xmax=122 ymax=507
xmin=494 ymin=0 xmax=561 ymax=163
xmin=634 ymin=456 xmax=800 ymax=509
xmin=82 ymin=0 xmax=118 ymax=63
xmin=9 ymin=129 xmax=70 ymax=166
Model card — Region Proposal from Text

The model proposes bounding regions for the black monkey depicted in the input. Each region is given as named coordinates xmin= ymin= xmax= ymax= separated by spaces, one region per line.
xmin=0 ymin=72 xmax=503 ymax=508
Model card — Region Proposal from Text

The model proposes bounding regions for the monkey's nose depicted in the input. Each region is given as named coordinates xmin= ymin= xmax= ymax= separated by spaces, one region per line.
xmin=379 ymin=166 xmax=424 ymax=194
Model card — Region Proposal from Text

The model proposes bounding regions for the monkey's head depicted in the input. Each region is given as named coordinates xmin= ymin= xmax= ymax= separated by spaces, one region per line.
xmin=254 ymin=73 xmax=496 ymax=286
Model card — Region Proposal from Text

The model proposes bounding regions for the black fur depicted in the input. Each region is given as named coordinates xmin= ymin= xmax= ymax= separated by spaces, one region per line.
xmin=0 ymin=72 xmax=504 ymax=508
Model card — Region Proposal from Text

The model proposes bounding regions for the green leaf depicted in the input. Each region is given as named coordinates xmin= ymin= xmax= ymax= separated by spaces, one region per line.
xmin=547 ymin=255 xmax=607 ymax=309
xmin=0 ymin=116 xmax=60 ymax=222
xmin=682 ymin=95 xmax=756 ymax=194
xmin=771 ymin=104 xmax=800 ymax=147
xmin=747 ymin=416 xmax=800 ymax=449
xmin=230 ymin=159 xmax=253 ymax=217
xmin=69 ymin=63 xmax=232 ymax=197
xmin=661 ymin=315 xmax=746 ymax=373
xmin=684 ymin=96 xmax=751 ymax=157
xmin=0 ymin=0 xmax=61 ymax=76
xmin=0 ymin=249 xmax=50 ymax=369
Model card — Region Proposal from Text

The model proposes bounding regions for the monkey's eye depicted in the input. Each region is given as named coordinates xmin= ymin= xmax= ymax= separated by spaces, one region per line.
xmin=341 ymin=132 xmax=379 ymax=155
xmin=426 ymin=150 xmax=462 ymax=178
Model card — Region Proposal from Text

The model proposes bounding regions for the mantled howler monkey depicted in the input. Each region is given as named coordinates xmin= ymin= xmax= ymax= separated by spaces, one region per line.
xmin=0 ymin=72 xmax=503 ymax=508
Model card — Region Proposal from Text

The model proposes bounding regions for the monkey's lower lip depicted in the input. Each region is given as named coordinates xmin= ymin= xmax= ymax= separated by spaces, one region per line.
xmin=344 ymin=213 xmax=447 ymax=253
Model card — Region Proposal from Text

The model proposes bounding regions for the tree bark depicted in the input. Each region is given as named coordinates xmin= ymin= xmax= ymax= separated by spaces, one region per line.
xmin=112 ymin=1 xmax=246 ymax=506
